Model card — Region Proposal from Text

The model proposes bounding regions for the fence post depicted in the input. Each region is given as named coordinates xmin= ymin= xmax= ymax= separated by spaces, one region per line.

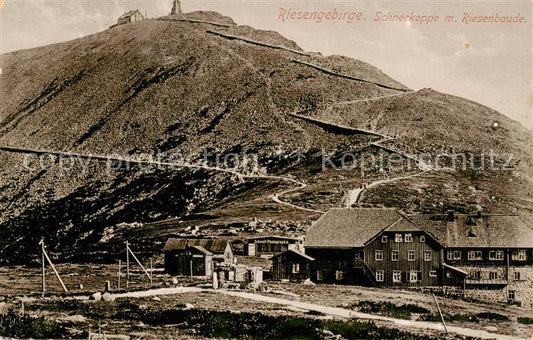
xmin=39 ymin=240 xmax=68 ymax=293
xmin=150 ymin=259 xmax=153 ymax=287
xmin=432 ymin=293 xmax=448 ymax=333
xmin=126 ymin=241 xmax=130 ymax=281
xmin=41 ymin=241 xmax=46 ymax=297
xmin=117 ymin=260 xmax=121 ymax=291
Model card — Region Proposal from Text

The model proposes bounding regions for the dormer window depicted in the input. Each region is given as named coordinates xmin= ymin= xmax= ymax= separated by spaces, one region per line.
xmin=489 ymin=250 xmax=504 ymax=261
xmin=512 ymin=250 xmax=527 ymax=261
xmin=447 ymin=250 xmax=461 ymax=260
xmin=395 ymin=233 xmax=403 ymax=243
xmin=468 ymin=251 xmax=482 ymax=260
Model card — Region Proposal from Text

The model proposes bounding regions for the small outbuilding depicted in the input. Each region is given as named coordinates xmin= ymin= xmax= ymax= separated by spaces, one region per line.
xmin=163 ymin=238 xmax=234 ymax=279
xmin=116 ymin=10 xmax=144 ymax=26
xmin=271 ymin=250 xmax=315 ymax=282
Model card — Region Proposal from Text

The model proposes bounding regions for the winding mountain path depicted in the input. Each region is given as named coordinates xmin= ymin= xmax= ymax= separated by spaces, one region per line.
xmin=207 ymin=26 xmax=431 ymax=206
xmin=291 ymin=59 xmax=411 ymax=92
xmin=344 ymin=171 xmax=426 ymax=208
xmin=285 ymin=113 xmax=433 ymax=209
xmin=287 ymin=111 xmax=387 ymax=137
xmin=331 ymin=92 xmax=412 ymax=106
xmin=270 ymin=184 xmax=324 ymax=214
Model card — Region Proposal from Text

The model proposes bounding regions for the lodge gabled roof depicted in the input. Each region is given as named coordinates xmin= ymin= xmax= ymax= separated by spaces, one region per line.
xmin=364 ymin=215 xmax=445 ymax=248
xmin=384 ymin=217 xmax=422 ymax=232
xmin=305 ymin=208 xmax=533 ymax=249
xmin=409 ymin=214 xmax=533 ymax=248
xmin=305 ymin=208 xmax=401 ymax=248
xmin=189 ymin=245 xmax=213 ymax=255
xmin=271 ymin=249 xmax=315 ymax=262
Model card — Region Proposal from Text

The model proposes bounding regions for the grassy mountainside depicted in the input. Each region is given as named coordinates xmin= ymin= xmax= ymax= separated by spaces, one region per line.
xmin=0 ymin=11 xmax=531 ymax=264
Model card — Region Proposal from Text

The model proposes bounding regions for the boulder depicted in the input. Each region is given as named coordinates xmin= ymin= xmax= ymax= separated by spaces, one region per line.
xmin=90 ymin=292 xmax=102 ymax=301
xmin=484 ymin=326 xmax=498 ymax=332
xmin=102 ymin=292 xmax=115 ymax=302
xmin=323 ymin=329 xmax=335 ymax=337
xmin=59 ymin=315 xmax=87 ymax=323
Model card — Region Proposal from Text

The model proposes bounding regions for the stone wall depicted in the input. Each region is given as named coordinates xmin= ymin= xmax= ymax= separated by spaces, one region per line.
xmin=464 ymin=287 xmax=507 ymax=304
xmin=508 ymin=266 xmax=533 ymax=307
xmin=459 ymin=265 xmax=533 ymax=307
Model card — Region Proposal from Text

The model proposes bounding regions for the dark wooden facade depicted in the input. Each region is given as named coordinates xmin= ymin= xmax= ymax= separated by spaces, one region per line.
xmin=441 ymin=263 xmax=468 ymax=287
xmin=163 ymin=239 xmax=233 ymax=279
xmin=165 ymin=246 xmax=214 ymax=279
xmin=305 ymin=248 xmax=370 ymax=284
xmin=246 ymin=236 xmax=303 ymax=257
xmin=271 ymin=250 xmax=314 ymax=282
xmin=364 ymin=231 xmax=442 ymax=287
xmin=305 ymin=208 xmax=533 ymax=305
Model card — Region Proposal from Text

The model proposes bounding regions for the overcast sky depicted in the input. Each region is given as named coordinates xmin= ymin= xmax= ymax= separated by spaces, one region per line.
xmin=1 ymin=0 xmax=531 ymax=129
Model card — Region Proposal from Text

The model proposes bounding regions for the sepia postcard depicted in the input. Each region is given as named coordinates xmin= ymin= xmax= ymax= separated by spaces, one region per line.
xmin=0 ymin=0 xmax=532 ymax=339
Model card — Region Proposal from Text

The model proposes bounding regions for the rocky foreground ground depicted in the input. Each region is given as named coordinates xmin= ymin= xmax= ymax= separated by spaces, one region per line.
xmin=0 ymin=264 xmax=531 ymax=339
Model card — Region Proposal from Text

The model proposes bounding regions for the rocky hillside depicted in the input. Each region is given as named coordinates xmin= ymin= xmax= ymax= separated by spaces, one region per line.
xmin=0 ymin=11 xmax=531 ymax=264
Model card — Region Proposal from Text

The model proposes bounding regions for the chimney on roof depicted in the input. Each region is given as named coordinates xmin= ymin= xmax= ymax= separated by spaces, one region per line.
xmin=171 ymin=0 xmax=182 ymax=15
xmin=447 ymin=210 xmax=455 ymax=222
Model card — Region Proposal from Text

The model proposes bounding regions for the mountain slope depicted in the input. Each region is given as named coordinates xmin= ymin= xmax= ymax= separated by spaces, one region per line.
xmin=0 ymin=11 xmax=531 ymax=264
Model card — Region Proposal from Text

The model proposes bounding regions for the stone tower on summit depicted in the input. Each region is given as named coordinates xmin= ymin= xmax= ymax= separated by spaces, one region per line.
xmin=171 ymin=0 xmax=182 ymax=15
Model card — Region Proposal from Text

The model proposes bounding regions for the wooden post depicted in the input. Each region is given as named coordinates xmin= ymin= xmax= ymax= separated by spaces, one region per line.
xmin=117 ymin=260 xmax=121 ymax=291
xmin=432 ymin=293 xmax=448 ymax=333
xmin=41 ymin=241 xmax=46 ymax=297
xmin=150 ymin=259 xmax=153 ymax=287
xmin=127 ymin=244 xmax=152 ymax=281
xmin=190 ymin=258 xmax=193 ymax=281
xmin=126 ymin=241 xmax=130 ymax=281
xmin=42 ymin=245 xmax=68 ymax=293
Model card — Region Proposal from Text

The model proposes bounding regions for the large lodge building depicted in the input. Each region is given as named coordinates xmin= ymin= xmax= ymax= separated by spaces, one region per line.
xmin=305 ymin=208 xmax=533 ymax=306
xmin=161 ymin=208 xmax=533 ymax=307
